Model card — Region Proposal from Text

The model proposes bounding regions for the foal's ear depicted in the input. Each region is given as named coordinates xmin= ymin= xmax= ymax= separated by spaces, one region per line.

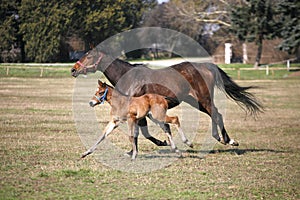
xmin=98 ymin=80 xmax=106 ymax=87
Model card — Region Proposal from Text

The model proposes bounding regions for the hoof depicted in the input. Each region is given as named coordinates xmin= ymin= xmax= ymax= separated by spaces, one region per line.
xmin=131 ymin=157 xmax=136 ymax=161
xmin=175 ymin=149 xmax=182 ymax=157
xmin=131 ymin=153 xmax=137 ymax=161
xmin=171 ymin=148 xmax=180 ymax=153
xmin=187 ymin=141 xmax=193 ymax=148
xmin=81 ymin=151 xmax=91 ymax=159
xmin=219 ymin=138 xmax=226 ymax=145
xmin=229 ymin=139 xmax=239 ymax=146
xmin=158 ymin=140 xmax=169 ymax=146
xmin=124 ymin=150 xmax=133 ymax=157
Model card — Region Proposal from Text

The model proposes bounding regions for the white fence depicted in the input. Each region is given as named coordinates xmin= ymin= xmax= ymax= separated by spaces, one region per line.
xmin=0 ymin=62 xmax=299 ymax=78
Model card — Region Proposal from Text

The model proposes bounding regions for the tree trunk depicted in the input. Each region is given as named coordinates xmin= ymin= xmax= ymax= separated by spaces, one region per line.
xmin=242 ymin=43 xmax=248 ymax=64
xmin=254 ymin=34 xmax=263 ymax=68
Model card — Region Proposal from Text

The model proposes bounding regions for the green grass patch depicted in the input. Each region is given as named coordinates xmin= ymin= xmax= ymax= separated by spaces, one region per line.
xmin=0 ymin=76 xmax=299 ymax=199
xmin=0 ymin=64 xmax=71 ymax=78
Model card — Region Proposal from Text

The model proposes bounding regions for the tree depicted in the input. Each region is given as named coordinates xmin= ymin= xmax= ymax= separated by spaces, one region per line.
xmin=143 ymin=0 xmax=241 ymax=55
xmin=13 ymin=0 xmax=156 ymax=62
xmin=19 ymin=0 xmax=72 ymax=62
xmin=155 ymin=0 xmax=232 ymax=39
xmin=69 ymin=0 xmax=156 ymax=49
xmin=0 ymin=0 xmax=22 ymax=62
xmin=230 ymin=0 xmax=277 ymax=68
xmin=276 ymin=0 xmax=300 ymax=56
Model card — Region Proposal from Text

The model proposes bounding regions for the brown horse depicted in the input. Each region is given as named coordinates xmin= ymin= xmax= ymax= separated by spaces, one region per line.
xmin=82 ymin=80 xmax=189 ymax=160
xmin=71 ymin=49 xmax=263 ymax=149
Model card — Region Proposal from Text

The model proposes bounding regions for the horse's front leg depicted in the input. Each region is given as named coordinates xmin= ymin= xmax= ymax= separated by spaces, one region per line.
xmin=138 ymin=117 xmax=168 ymax=146
xmin=81 ymin=120 xmax=118 ymax=159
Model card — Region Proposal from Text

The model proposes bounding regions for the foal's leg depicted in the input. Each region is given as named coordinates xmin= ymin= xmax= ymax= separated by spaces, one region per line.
xmin=152 ymin=116 xmax=179 ymax=153
xmin=159 ymin=121 xmax=180 ymax=154
xmin=81 ymin=120 xmax=119 ymax=158
xmin=138 ymin=118 xmax=168 ymax=146
xmin=165 ymin=115 xmax=193 ymax=148
xmin=128 ymin=118 xmax=138 ymax=160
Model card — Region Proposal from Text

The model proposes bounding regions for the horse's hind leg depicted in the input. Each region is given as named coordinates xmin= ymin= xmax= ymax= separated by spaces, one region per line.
xmin=187 ymin=92 xmax=238 ymax=146
xmin=215 ymin=111 xmax=239 ymax=146
xmin=158 ymin=121 xmax=180 ymax=154
xmin=165 ymin=115 xmax=193 ymax=148
xmin=183 ymin=95 xmax=221 ymax=143
xmin=211 ymin=105 xmax=239 ymax=146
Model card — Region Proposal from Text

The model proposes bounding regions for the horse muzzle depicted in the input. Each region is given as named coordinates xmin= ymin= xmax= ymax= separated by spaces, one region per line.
xmin=71 ymin=68 xmax=79 ymax=77
xmin=89 ymin=100 xmax=98 ymax=107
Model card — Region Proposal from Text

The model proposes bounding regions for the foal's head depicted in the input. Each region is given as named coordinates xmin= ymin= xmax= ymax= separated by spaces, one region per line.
xmin=89 ymin=80 xmax=110 ymax=107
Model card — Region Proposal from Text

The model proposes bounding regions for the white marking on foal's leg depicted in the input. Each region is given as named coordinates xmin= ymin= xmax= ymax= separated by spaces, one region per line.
xmin=177 ymin=127 xmax=193 ymax=148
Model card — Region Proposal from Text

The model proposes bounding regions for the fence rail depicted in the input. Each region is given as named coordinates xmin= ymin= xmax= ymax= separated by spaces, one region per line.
xmin=0 ymin=64 xmax=299 ymax=78
xmin=0 ymin=65 xmax=71 ymax=77
xmin=223 ymin=67 xmax=300 ymax=79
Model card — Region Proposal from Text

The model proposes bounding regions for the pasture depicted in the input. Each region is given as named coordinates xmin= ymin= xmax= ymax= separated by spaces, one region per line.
xmin=0 ymin=75 xmax=299 ymax=199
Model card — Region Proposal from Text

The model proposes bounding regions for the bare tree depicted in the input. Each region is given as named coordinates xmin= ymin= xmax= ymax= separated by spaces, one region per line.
xmin=144 ymin=0 xmax=239 ymax=54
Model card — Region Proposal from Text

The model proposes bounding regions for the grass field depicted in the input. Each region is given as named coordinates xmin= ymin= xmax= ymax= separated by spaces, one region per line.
xmin=0 ymin=74 xmax=299 ymax=199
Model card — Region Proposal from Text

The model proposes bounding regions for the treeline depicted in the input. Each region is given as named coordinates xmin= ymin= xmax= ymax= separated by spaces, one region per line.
xmin=0 ymin=0 xmax=156 ymax=62
xmin=0 ymin=0 xmax=299 ymax=63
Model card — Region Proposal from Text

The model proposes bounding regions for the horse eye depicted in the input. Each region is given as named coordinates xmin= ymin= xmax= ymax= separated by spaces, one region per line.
xmin=96 ymin=90 xmax=104 ymax=95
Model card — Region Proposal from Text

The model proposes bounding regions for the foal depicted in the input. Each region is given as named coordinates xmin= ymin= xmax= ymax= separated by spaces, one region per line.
xmin=81 ymin=80 xmax=190 ymax=160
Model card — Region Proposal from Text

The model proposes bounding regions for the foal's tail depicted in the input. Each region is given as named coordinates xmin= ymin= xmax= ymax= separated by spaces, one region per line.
xmin=215 ymin=66 xmax=263 ymax=116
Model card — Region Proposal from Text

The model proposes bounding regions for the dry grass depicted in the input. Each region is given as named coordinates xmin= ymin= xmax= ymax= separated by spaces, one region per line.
xmin=0 ymin=77 xmax=299 ymax=199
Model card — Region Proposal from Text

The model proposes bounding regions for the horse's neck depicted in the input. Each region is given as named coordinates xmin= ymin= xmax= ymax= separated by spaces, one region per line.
xmin=103 ymin=59 xmax=133 ymax=86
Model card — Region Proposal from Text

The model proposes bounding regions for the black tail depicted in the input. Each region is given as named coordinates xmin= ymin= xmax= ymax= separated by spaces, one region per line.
xmin=216 ymin=67 xmax=263 ymax=115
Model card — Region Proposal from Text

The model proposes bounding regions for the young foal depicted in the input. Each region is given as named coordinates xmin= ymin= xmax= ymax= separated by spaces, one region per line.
xmin=81 ymin=80 xmax=190 ymax=160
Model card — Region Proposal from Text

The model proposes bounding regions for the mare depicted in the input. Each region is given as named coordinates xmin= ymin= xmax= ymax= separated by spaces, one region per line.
xmin=82 ymin=80 xmax=190 ymax=160
xmin=71 ymin=50 xmax=263 ymax=149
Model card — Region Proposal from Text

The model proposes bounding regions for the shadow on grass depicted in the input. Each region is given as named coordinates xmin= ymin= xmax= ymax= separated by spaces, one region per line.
xmin=131 ymin=147 xmax=287 ymax=160
xmin=184 ymin=148 xmax=287 ymax=158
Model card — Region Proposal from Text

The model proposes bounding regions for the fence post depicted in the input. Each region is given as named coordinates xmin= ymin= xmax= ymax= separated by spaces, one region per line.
xmin=287 ymin=60 xmax=290 ymax=71
xmin=266 ymin=65 xmax=269 ymax=76
xmin=6 ymin=67 xmax=9 ymax=76
xmin=237 ymin=68 xmax=240 ymax=80
xmin=40 ymin=67 xmax=43 ymax=77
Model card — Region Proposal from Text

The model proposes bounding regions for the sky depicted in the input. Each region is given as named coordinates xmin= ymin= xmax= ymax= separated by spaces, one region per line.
xmin=157 ymin=0 xmax=169 ymax=4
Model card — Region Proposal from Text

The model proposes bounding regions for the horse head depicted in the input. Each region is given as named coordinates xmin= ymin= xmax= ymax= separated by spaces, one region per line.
xmin=71 ymin=50 xmax=104 ymax=77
